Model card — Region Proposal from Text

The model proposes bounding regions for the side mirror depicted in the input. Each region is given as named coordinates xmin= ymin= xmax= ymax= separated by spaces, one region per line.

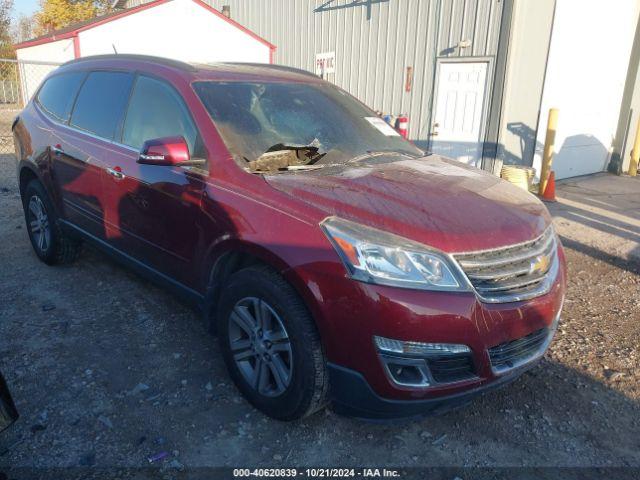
xmin=137 ymin=136 xmax=190 ymax=166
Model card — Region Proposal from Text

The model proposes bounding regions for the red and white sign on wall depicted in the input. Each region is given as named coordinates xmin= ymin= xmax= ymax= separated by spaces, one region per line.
xmin=315 ymin=51 xmax=336 ymax=76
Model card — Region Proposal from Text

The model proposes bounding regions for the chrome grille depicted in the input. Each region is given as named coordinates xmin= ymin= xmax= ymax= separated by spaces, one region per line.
xmin=454 ymin=227 xmax=558 ymax=303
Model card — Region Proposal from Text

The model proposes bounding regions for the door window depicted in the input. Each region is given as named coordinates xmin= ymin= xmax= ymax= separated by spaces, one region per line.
xmin=70 ymin=71 xmax=134 ymax=140
xmin=36 ymin=72 xmax=86 ymax=122
xmin=122 ymin=76 xmax=201 ymax=156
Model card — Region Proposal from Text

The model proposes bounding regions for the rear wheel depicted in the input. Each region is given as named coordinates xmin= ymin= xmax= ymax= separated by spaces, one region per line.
xmin=22 ymin=179 xmax=81 ymax=265
xmin=217 ymin=265 xmax=328 ymax=420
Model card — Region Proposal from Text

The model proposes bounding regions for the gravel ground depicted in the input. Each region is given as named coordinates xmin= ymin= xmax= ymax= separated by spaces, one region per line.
xmin=0 ymin=154 xmax=639 ymax=477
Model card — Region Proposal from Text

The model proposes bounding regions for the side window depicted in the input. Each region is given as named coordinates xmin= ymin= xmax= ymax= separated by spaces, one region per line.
xmin=36 ymin=72 xmax=86 ymax=122
xmin=70 ymin=71 xmax=134 ymax=140
xmin=122 ymin=76 xmax=201 ymax=156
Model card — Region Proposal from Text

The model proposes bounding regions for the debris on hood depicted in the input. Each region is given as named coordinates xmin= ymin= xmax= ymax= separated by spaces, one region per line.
xmin=247 ymin=144 xmax=325 ymax=173
xmin=248 ymin=150 xmax=302 ymax=172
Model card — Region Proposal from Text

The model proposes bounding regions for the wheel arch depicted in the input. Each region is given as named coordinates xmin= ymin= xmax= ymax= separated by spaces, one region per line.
xmin=18 ymin=164 xmax=40 ymax=198
xmin=18 ymin=162 xmax=63 ymax=217
xmin=202 ymin=240 xmax=324 ymax=342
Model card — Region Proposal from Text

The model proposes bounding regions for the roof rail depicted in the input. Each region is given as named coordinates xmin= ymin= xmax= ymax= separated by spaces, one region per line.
xmin=223 ymin=63 xmax=319 ymax=78
xmin=60 ymin=54 xmax=197 ymax=72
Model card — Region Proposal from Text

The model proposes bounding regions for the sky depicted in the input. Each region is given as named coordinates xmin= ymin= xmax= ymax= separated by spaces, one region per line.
xmin=13 ymin=0 xmax=39 ymax=20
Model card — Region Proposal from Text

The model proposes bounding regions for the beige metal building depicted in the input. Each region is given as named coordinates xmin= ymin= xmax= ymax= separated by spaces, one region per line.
xmin=110 ymin=0 xmax=640 ymax=179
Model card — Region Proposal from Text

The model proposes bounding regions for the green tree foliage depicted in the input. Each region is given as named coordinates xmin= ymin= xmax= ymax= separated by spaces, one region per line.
xmin=0 ymin=0 xmax=14 ymax=58
xmin=34 ymin=0 xmax=111 ymax=36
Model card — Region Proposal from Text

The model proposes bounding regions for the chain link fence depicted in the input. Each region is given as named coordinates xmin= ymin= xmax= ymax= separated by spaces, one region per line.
xmin=0 ymin=59 xmax=62 ymax=154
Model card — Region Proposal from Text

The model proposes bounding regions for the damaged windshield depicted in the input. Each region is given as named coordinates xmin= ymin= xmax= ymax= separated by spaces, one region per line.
xmin=193 ymin=80 xmax=423 ymax=172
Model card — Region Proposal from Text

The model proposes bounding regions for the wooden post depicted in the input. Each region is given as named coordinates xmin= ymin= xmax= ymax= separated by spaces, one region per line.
xmin=539 ymin=108 xmax=559 ymax=196
xmin=629 ymin=119 xmax=640 ymax=176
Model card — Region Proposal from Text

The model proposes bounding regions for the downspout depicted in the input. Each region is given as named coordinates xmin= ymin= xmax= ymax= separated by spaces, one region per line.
xmin=482 ymin=0 xmax=515 ymax=171
xmin=73 ymin=34 xmax=81 ymax=58
xmin=609 ymin=8 xmax=640 ymax=174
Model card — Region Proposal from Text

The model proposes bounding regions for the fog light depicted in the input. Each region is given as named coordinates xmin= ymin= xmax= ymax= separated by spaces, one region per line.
xmin=374 ymin=336 xmax=470 ymax=356
xmin=386 ymin=362 xmax=427 ymax=386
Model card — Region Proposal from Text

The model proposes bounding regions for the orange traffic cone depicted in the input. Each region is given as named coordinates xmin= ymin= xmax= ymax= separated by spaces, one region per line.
xmin=541 ymin=171 xmax=557 ymax=202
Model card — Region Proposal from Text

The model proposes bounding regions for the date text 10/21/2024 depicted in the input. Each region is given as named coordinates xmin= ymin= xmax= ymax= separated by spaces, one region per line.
xmin=233 ymin=468 xmax=402 ymax=477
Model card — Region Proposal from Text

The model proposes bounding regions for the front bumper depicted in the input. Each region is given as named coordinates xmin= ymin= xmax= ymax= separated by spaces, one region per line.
xmin=289 ymin=244 xmax=567 ymax=416
xmin=328 ymin=306 xmax=561 ymax=419
xmin=328 ymin=357 xmax=541 ymax=420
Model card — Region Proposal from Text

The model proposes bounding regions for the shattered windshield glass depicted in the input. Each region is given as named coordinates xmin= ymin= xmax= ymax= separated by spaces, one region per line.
xmin=193 ymin=80 xmax=422 ymax=172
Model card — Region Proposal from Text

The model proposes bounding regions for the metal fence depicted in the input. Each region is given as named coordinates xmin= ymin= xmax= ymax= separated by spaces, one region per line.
xmin=0 ymin=59 xmax=62 ymax=153
xmin=0 ymin=79 xmax=20 ymax=104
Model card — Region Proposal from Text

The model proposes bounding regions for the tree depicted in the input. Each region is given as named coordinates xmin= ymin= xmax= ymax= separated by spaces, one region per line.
xmin=34 ymin=0 xmax=111 ymax=36
xmin=12 ymin=14 xmax=34 ymax=43
xmin=0 ymin=0 xmax=14 ymax=58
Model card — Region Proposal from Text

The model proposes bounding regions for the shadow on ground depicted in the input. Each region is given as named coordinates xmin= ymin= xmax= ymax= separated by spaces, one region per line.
xmin=548 ymin=173 xmax=640 ymax=271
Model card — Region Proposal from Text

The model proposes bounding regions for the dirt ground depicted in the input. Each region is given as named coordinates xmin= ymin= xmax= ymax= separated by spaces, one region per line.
xmin=0 ymin=153 xmax=639 ymax=477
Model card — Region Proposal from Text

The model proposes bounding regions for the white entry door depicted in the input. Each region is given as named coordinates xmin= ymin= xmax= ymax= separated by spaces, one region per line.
xmin=430 ymin=62 xmax=489 ymax=167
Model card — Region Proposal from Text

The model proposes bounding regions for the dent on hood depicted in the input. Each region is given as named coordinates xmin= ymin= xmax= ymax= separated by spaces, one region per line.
xmin=377 ymin=156 xmax=546 ymax=213
xmin=264 ymin=155 xmax=551 ymax=252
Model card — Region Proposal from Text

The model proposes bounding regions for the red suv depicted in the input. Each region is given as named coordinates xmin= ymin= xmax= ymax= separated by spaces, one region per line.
xmin=13 ymin=55 xmax=566 ymax=420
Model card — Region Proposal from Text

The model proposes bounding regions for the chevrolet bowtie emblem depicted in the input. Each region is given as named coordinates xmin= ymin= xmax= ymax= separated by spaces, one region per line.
xmin=530 ymin=254 xmax=551 ymax=275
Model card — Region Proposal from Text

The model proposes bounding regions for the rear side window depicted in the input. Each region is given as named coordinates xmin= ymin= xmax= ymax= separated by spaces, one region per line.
xmin=122 ymin=76 xmax=201 ymax=156
xmin=70 ymin=71 xmax=134 ymax=140
xmin=37 ymin=72 xmax=85 ymax=122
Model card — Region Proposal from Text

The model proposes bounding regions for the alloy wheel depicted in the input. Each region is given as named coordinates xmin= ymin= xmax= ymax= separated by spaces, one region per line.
xmin=28 ymin=195 xmax=51 ymax=253
xmin=228 ymin=297 xmax=293 ymax=397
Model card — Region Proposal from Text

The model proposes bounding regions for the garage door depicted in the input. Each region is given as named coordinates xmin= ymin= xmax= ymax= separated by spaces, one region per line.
xmin=533 ymin=0 xmax=639 ymax=179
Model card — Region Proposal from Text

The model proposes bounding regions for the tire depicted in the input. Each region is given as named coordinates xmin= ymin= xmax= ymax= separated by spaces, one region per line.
xmin=22 ymin=179 xmax=82 ymax=265
xmin=217 ymin=265 xmax=328 ymax=420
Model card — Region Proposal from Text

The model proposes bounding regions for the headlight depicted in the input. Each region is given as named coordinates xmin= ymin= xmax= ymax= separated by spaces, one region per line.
xmin=321 ymin=217 xmax=469 ymax=291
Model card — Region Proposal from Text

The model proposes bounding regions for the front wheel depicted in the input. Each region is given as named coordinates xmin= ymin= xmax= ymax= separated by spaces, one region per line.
xmin=217 ymin=265 xmax=328 ymax=420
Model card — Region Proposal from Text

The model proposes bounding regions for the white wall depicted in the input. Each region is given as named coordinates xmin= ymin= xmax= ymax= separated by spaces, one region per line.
xmin=78 ymin=0 xmax=270 ymax=63
xmin=15 ymin=38 xmax=75 ymax=63
xmin=15 ymin=39 xmax=75 ymax=103
xmin=498 ymin=0 xmax=555 ymax=168
xmin=533 ymin=0 xmax=640 ymax=180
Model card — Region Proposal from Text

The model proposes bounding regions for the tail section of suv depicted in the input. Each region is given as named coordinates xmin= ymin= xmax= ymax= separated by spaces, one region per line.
xmin=13 ymin=55 xmax=566 ymax=420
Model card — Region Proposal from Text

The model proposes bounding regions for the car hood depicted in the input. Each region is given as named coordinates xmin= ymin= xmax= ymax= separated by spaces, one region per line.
xmin=265 ymin=155 xmax=551 ymax=253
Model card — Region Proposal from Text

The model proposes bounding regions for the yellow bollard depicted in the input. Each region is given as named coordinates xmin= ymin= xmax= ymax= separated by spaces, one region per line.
xmin=628 ymin=119 xmax=640 ymax=176
xmin=539 ymin=108 xmax=559 ymax=196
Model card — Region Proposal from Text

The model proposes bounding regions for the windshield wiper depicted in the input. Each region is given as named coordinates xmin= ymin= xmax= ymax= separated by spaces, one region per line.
xmin=247 ymin=163 xmax=334 ymax=175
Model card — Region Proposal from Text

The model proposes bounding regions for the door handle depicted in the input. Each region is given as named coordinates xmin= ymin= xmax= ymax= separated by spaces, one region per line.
xmin=431 ymin=123 xmax=440 ymax=137
xmin=106 ymin=167 xmax=125 ymax=180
